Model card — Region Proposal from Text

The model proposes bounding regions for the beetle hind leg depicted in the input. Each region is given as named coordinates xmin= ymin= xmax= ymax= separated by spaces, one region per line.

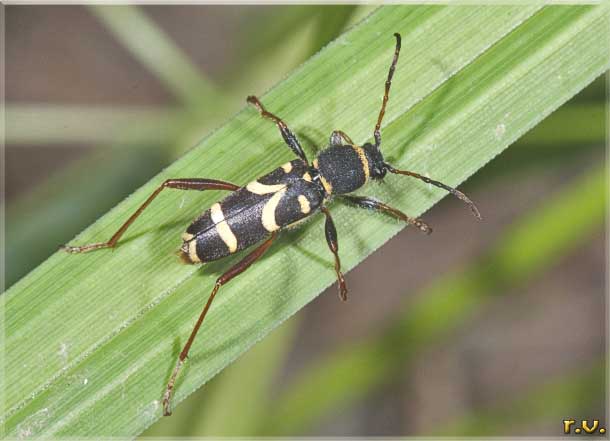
xmin=163 ymin=232 xmax=277 ymax=416
xmin=61 ymin=178 xmax=239 ymax=254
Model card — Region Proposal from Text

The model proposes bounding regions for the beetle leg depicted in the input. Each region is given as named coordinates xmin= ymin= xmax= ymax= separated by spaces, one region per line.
xmin=320 ymin=206 xmax=347 ymax=301
xmin=61 ymin=178 xmax=240 ymax=254
xmin=341 ymin=194 xmax=433 ymax=234
xmin=247 ymin=95 xmax=309 ymax=164
xmin=329 ymin=130 xmax=354 ymax=147
xmin=163 ymin=232 xmax=277 ymax=416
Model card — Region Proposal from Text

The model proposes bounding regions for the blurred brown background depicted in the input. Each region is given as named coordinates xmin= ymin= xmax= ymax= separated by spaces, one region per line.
xmin=5 ymin=5 xmax=607 ymax=437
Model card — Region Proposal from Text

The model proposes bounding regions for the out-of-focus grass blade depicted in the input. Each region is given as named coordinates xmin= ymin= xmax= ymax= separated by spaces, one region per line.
xmin=3 ymin=5 xmax=608 ymax=437
xmin=436 ymin=362 xmax=605 ymax=435
xmin=572 ymin=74 xmax=605 ymax=102
xmin=263 ymin=165 xmax=607 ymax=435
xmin=6 ymin=105 xmax=184 ymax=146
xmin=233 ymin=6 xmax=350 ymax=74
xmin=89 ymin=5 xmax=222 ymax=108
xmin=308 ymin=6 xmax=359 ymax=56
xmin=226 ymin=6 xmax=360 ymax=98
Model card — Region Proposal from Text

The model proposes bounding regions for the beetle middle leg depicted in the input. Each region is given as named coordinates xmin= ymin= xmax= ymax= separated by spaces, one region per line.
xmin=320 ymin=206 xmax=348 ymax=301
xmin=62 ymin=178 xmax=240 ymax=254
xmin=163 ymin=232 xmax=277 ymax=416
xmin=341 ymin=195 xmax=433 ymax=234
xmin=247 ymin=95 xmax=309 ymax=164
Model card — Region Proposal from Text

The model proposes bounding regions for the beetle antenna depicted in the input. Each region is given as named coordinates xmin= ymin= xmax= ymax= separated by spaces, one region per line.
xmin=374 ymin=33 xmax=401 ymax=149
xmin=385 ymin=163 xmax=482 ymax=220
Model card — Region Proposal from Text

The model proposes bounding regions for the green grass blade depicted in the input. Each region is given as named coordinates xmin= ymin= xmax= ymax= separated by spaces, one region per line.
xmin=436 ymin=362 xmax=605 ymax=435
xmin=264 ymin=165 xmax=607 ymax=435
xmin=6 ymin=104 xmax=183 ymax=145
xmin=2 ymin=5 xmax=608 ymax=437
xmin=235 ymin=6 xmax=356 ymax=71
xmin=89 ymin=5 xmax=222 ymax=107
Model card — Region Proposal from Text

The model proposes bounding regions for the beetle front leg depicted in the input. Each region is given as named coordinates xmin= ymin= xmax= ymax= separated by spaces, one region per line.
xmin=247 ymin=96 xmax=309 ymax=164
xmin=384 ymin=164 xmax=482 ymax=220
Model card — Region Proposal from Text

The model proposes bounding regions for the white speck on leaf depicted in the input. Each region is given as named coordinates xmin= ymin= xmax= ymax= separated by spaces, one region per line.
xmin=58 ymin=343 xmax=69 ymax=365
xmin=495 ymin=123 xmax=506 ymax=140
xmin=83 ymin=378 xmax=89 ymax=385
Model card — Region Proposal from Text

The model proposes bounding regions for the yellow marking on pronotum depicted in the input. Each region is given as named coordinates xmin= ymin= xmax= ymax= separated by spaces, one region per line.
xmin=246 ymin=181 xmax=286 ymax=195
xmin=210 ymin=203 xmax=238 ymax=253
xmin=302 ymin=172 xmax=312 ymax=182
xmin=281 ymin=162 xmax=293 ymax=173
xmin=262 ymin=189 xmax=286 ymax=232
xmin=352 ymin=145 xmax=370 ymax=181
xmin=320 ymin=175 xmax=333 ymax=195
xmin=182 ymin=232 xmax=194 ymax=242
xmin=298 ymin=195 xmax=311 ymax=214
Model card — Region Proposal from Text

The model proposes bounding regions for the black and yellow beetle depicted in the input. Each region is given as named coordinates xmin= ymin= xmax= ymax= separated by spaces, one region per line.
xmin=62 ymin=33 xmax=481 ymax=415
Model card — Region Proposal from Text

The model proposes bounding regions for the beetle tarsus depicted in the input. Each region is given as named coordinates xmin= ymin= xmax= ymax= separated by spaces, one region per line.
xmin=162 ymin=358 xmax=184 ymax=416
xmin=60 ymin=243 xmax=111 ymax=254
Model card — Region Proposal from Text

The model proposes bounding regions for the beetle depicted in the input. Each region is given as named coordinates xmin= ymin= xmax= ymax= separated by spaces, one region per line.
xmin=62 ymin=33 xmax=481 ymax=416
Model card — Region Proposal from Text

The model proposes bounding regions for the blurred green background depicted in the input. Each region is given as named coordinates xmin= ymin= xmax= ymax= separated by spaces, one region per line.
xmin=5 ymin=5 xmax=606 ymax=437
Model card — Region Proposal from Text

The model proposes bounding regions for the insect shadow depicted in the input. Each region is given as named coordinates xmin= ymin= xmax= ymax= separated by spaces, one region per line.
xmin=298 ymin=127 xmax=327 ymax=158
xmin=393 ymin=58 xmax=458 ymax=161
